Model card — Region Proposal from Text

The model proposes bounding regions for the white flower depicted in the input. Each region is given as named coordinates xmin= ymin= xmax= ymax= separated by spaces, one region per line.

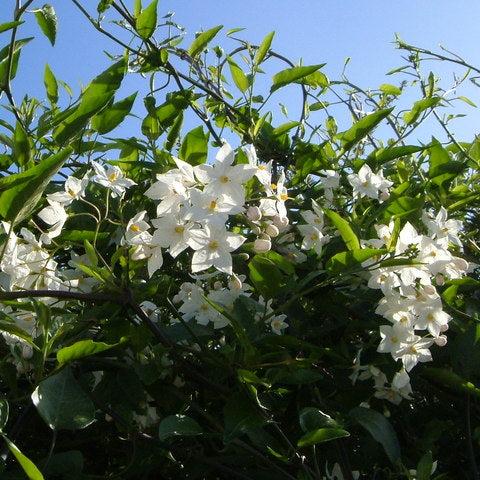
xmin=188 ymin=188 xmax=244 ymax=225
xmin=260 ymin=172 xmax=288 ymax=218
xmin=37 ymin=201 xmax=68 ymax=243
xmin=422 ymin=207 xmax=463 ymax=248
xmin=144 ymin=171 xmax=188 ymax=215
xmin=187 ymin=223 xmax=246 ymax=274
xmin=91 ymin=161 xmax=136 ymax=197
xmin=47 ymin=174 xmax=89 ymax=205
xmin=270 ymin=314 xmax=288 ymax=335
xmin=124 ymin=211 xmax=152 ymax=245
xmin=151 ymin=213 xmax=194 ymax=258
xmin=377 ymin=324 xmax=414 ymax=355
xmin=415 ymin=307 xmax=451 ymax=337
xmin=347 ymin=164 xmax=392 ymax=200
xmin=297 ymin=224 xmax=329 ymax=256
xmin=318 ymin=169 xmax=340 ymax=189
xmin=243 ymin=144 xmax=272 ymax=187
xmin=397 ymin=337 xmax=433 ymax=372
xmin=195 ymin=142 xmax=256 ymax=204
xmin=301 ymin=199 xmax=325 ymax=230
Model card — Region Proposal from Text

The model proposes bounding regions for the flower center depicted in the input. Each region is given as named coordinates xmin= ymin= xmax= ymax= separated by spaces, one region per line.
xmin=310 ymin=233 xmax=318 ymax=241
xmin=280 ymin=193 xmax=288 ymax=201
xmin=209 ymin=200 xmax=217 ymax=211
xmin=270 ymin=183 xmax=277 ymax=190
xmin=258 ymin=165 xmax=267 ymax=171
xmin=174 ymin=226 xmax=185 ymax=234
xmin=220 ymin=175 xmax=229 ymax=184
xmin=67 ymin=188 xmax=76 ymax=197
xmin=108 ymin=172 xmax=118 ymax=182
xmin=208 ymin=240 xmax=219 ymax=250
xmin=427 ymin=313 xmax=435 ymax=322
xmin=130 ymin=224 xmax=141 ymax=232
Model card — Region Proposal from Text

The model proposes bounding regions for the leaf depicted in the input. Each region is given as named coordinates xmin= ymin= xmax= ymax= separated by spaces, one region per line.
xmin=97 ymin=0 xmax=113 ymax=13
xmin=457 ymin=95 xmax=476 ymax=107
xmin=34 ymin=4 xmax=57 ymax=46
xmin=272 ymin=121 xmax=300 ymax=137
xmin=324 ymin=209 xmax=360 ymax=250
xmin=0 ymin=147 xmax=72 ymax=223
xmin=368 ymin=145 xmax=425 ymax=165
xmin=326 ymin=248 xmax=386 ymax=273
xmin=0 ymin=37 xmax=33 ymax=87
xmin=31 ymin=367 xmax=96 ymax=430
xmin=254 ymin=31 xmax=275 ymax=65
xmin=0 ymin=318 xmax=40 ymax=351
xmin=248 ymin=254 xmax=284 ymax=299
xmin=228 ymin=58 xmax=250 ymax=93
xmin=350 ymin=407 xmax=401 ymax=464
xmin=223 ymin=393 xmax=265 ymax=442
xmin=13 ymin=120 xmax=31 ymax=167
xmin=0 ymin=399 xmax=8 ymax=431
xmin=53 ymin=58 xmax=127 ymax=144
xmin=384 ymin=196 xmax=424 ymax=220
xmin=417 ymin=451 xmax=433 ymax=480
xmin=297 ymin=428 xmax=350 ymax=447
xmin=135 ymin=0 xmax=157 ymax=39
xmin=165 ymin=111 xmax=183 ymax=151
xmin=188 ymin=25 xmax=223 ymax=57
xmin=0 ymin=21 xmax=24 ymax=34
xmin=44 ymin=63 xmax=58 ymax=104
xmin=2 ymin=435 xmax=44 ymax=480
xmin=337 ymin=108 xmax=394 ymax=151
xmin=379 ymin=83 xmax=402 ymax=96
xmin=299 ymin=407 xmax=338 ymax=432
xmin=422 ymin=368 xmax=480 ymax=398
xmin=57 ymin=338 xmax=124 ymax=365
xmin=403 ymin=97 xmax=441 ymax=125
xmin=179 ymin=126 xmax=208 ymax=165
xmin=158 ymin=414 xmax=203 ymax=441
xmin=271 ymin=64 xmax=324 ymax=92
xmin=92 ymin=92 xmax=137 ymax=134
xmin=297 ymin=70 xmax=329 ymax=88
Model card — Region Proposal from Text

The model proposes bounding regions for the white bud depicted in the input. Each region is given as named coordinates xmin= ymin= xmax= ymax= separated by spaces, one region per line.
xmin=435 ymin=274 xmax=445 ymax=286
xmin=246 ymin=206 xmax=262 ymax=222
xmin=172 ymin=294 xmax=182 ymax=304
xmin=434 ymin=335 xmax=448 ymax=347
xmin=440 ymin=323 xmax=449 ymax=333
xmin=105 ymin=414 xmax=113 ymax=422
xmin=213 ymin=281 xmax=223 ymax=290
xmin=379 ymin=191 xmax=390 ymax=202
xmin=238 ymin=252 xmax=250 ymax=261
xmin=252 ymin=226 xmax=262 ymax=235
xmin=273 ymin=215 xmax=289 ymax=229
xmin=228 ymin=274 xmax=242 ymax=291
xmin=21 ymin=344 xmax=33 ymax=360
xmin=254 ymin=238 xmax=271 ymax=253
xmin=265 ymin=224 xmax=280 ymax=238
xmin=259 ymin=233 xmax=271 ymax=241
xmin=219 ymin=335 xmax=226 ymax=346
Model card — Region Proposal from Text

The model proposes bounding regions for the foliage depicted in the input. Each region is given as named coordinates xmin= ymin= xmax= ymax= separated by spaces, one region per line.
xmin=0 ymin=2 xmax=479 ymax=479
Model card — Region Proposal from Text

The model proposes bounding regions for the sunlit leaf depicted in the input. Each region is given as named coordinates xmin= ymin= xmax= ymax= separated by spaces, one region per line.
xmin=188 ymin=25 xmax=223 ymax=57
xmin=34 ymin=4 xmax=57 ymax=46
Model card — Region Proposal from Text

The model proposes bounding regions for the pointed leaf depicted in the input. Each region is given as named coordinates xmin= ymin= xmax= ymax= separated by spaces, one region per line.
xmin=179 ymin=126 xmax=208 ymax=165
xmin=403 ymin=97 xmax=441 ymax=125
xmin=0 ymin=146 xmax=72 ymax=223
xmin=0 ymin=21 xmax=24 ymax=34
xmin=158 ymin=415 xmax=203 ymax=441
xmin=324 ymin=209 xmax=360 ymax=250
xmin=34 ymin=4 xmax=57 ymax=46
xmin=271 ymin=65 xmax=324 ymax=92
xmin=297 ymin=428 xmax=350 ymax=447
xmin=228 ymin=58 xmax=250 ymax=93
xmin=32 ymin=367 xmax=96 ymax=430
xmin=135 ymin=0 xmax=158 ymax=39
xmin=44 ymin=63 xmax=58 ymax=104
xmin=188 ymin=25 xmax=223 ymax=57
xmin=2 ymin=436 xmax=44 ymax=480
xmin=92 ymin=92 xmax=137 ymax=134
xmin=254 ymin=31 xmax=275 ymax=65
xmin=57 ymin=338 xmax=125 ymax=365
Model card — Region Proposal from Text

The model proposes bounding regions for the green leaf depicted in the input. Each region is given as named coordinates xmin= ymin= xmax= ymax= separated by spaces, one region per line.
xmin=92 ymin=92 xmax=137 ymax=134
xmin=0 ymin=146 xmax=72 ymax=223
xmin=179 ymin=126 xmax=208 ymax=165
xmin=13 ymin=121 xmax=31 ymax=167
xmin=158 ymin=414 xmax=203 ymax=441
xmin=0 ymin=399 xmax=9 ymax=431
xmin=368 ymin=145 xmax=425 ymax=165
xmin=271 ymin=64 xmax=324 ymax=93
xmin=248 ymin=254 xmax=285 ymax=299
xmin=350 ymin=407 xmax=401 ymax=464
xmin=223 ymin=393 xmax=265 ymax=442
xmin=417 ymin=451 xmax=433 ymax=480
xmin=97 ymin=0 xmax=113 ymax=13
xmin=228 ymin=58 xmax=250 ymax=93
xmin=165 ymin=111 xmax=183 ymax=151
xmin=422 ymin=368 xmax=480 ymax=398
xmin=188 ymin=25 xmax=223 ymax=57
xmin=324 ymin=209 xmax=360 ymax=250
xmin=135 ymin=0 xmax=157 ymax=39
xmin=337 ymin=108 xmax=394 ymax=151
xmin=2 ymin=435 xmax=44 ymax=480
xmin=0 ymin=21 xmax=24 ymax=34
xmin=254 ymin=31 xmax=275 ymax=65
xmin=326 ymin=248 xmax=386 ymax=273
xmin=297 ymin=70 xmax=329 ymax=88
xmin=31 ymin=367 xmax=96 ymax=430
xmin=272 ymin=121 xmax=300 ymax=137
xmin=34 ymin=4 xmax=57 ymax=46
xmin=457 ymin=95 xmax=476 ymax=107
xmin=53 ymin=58 xmax=127 ymax=144
xmin=297 ymin=428 xmax=350 ymax=447
xmin=44 ymin=63 xmax=58 ymax=104
xmin=403 ymin=97 xmax=441 ymax=125
xmin=379 ymin=83 xmax=402 ymax=96
xmin=57 ymin=338 xmax=124 ymax=365
xmin=0 ymin=318 xmax=40 ymax=351
xmin=0 ymin=37 xmax=33 ymax=87
xmin=384 ymin=196 xmax=424 ymax=220
xmin=299 ymin=407 xmax=338 ymax=432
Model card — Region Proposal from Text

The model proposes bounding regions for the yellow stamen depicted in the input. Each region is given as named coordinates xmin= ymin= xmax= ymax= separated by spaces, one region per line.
xmin=220 ymin=175 xmax=229 ymax=183
xmin=208 ymin=240 xmax=219 ymax=250
xmin=174 ymin=226 xmax=185 ymax=234
xmin=130 ymin=224 xmax=141 ymax=232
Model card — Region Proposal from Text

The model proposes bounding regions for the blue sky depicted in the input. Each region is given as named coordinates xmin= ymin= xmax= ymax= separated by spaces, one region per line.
xmin=2 ymin=0 xmax=480 ymax=143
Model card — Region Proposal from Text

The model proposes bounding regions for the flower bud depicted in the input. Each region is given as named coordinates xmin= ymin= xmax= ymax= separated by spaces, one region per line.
xmin=265 ymin=224 xmax=280 ymax=238
xmin=379 ymin=191 xmax=390 ymax=202
xmin=228 ymin=274 xmax=242 ymax=291
xmin=273 ymin=215 xmax=289 ymax=229
xmin=254 ymin=238 xmax=271 ymax=253
xmin=172 ymin=294 xmax=182 ymax=304
xmin=440 ymin=323 xmax=449 ymax=333
xmin=213 ymin=281 xmax=223 ymax=290
xmin=21 ymin=344 xmax=33 ymax=360
xmin=434 ymin=335 xmax=448 ymax=347
xmin=105 ymin=414 xmax=113 ymax=422
xmin=238 ymin=252 xmax=250 ymax=261
xmin=246 ymin=206 xmax=262 ymax=222
xmin=435 ymin=273 xmax=445 ymax=286
xmin=252 ymin=226 xmax=262 ymax=235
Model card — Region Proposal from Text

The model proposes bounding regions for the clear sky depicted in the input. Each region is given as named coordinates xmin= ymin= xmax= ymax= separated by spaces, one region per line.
xmin=2 ymin=0 xmax=480 ymax=142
